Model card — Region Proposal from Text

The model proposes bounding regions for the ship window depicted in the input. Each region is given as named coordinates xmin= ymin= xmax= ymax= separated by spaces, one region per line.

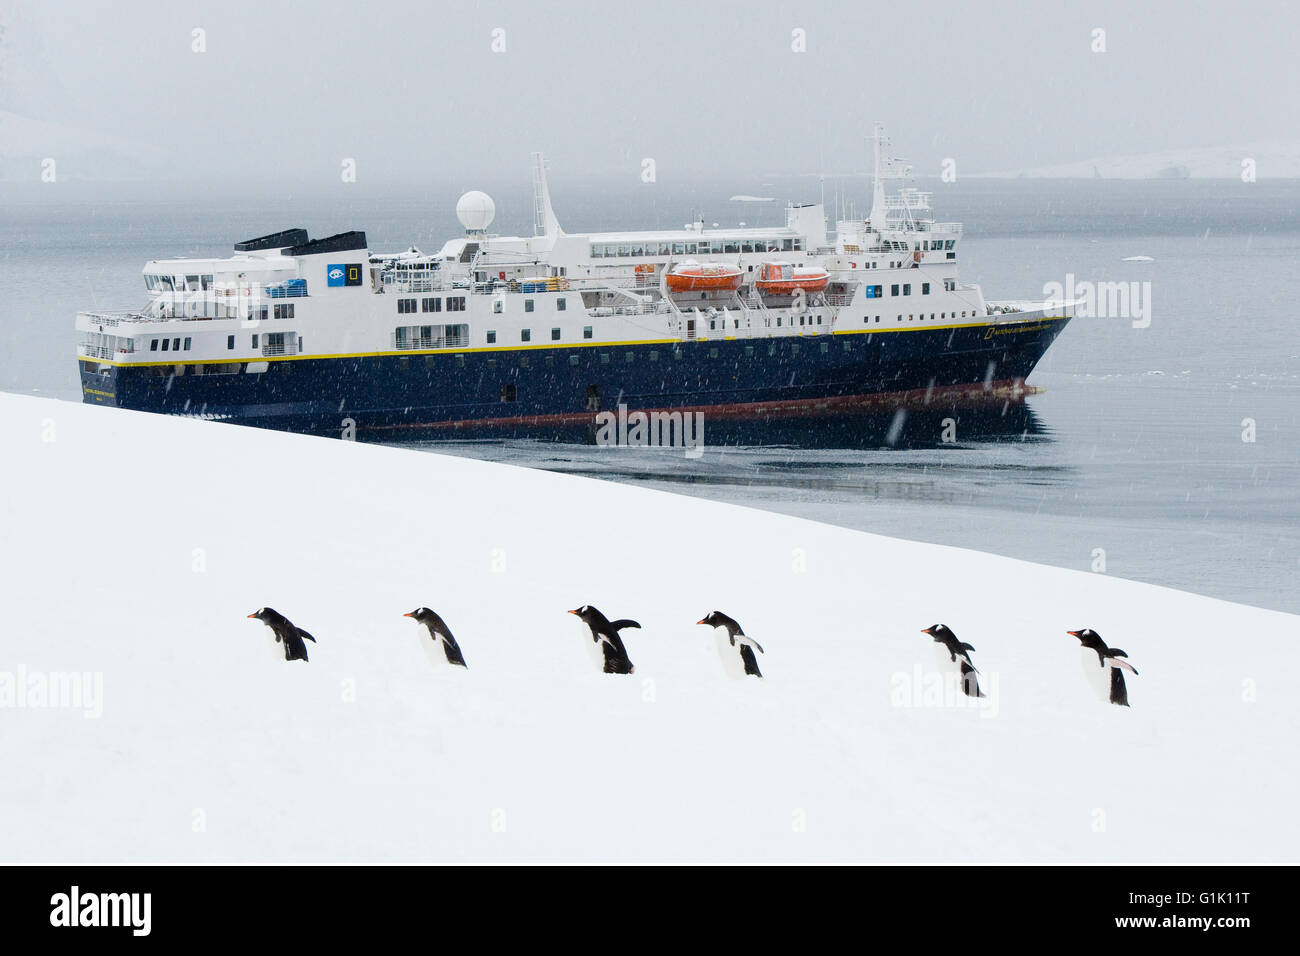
xmin=501 ymin=383 xmax=517 ymax=402
xmin=251 ymin=334 xmax=259 ymax=347
xmin=742 ymin=241 xmax=754 ymax=253
xmin=447 ymin=296 xmax=466 ymax=312
xmin=161 ymin=338 xmax=170 ymax=351
xmin=709 ymin=347 xmax=719 ymax=358
xmin=569 ymin=355 xmax=579 ymax=366
xmin=455 ymin=354 xmax=465 ymax=367
xmin=673 ymin=349 xmax=684 ymax=361
xmin=521 ymin=329 xmax=531 ymax=342
xmin=487 ymin=331 xmax=497 ymax=344
xmin=791 ymin=344 xmax=801 ymax=356
xmin=672 ymin=243 xmax=685 ymax=255
xmin=820 ymin=342 xmax=829 ymax=353
xmin=275 ymin=304 xmax=295 ymax=319
xmin=551 ymin=328 xmax=561 ymax=341
xmin=487 ymin=358 xmax=498 ymax=370
xmin=625 ymin=351 xmax=634 ymax=363
xmin=184 ymin=337 xmax=192 ymax=350
xmin=545 ymin=355 xmax=555 ymax=367
xmin=398 ymin=298 xmax=417 ymax=314
xmin=922 ymin=283 xmax=930 ymax=295
xmin=745 ymin=346 xmax=754 ymax=358
xmin=583 ymin=326 xmax=593 ymax=339
xmin=649 ymin=350 xmax=659 ymax=362
xmin=520 ymin=355 xmax=529 ymax=368
xmin=904 ymin=285 xmax=911 ymax=295
xmin=226 ymin=335 xmax=234 ymax=349
xmin=525 ymin=299 xmax=535 ymax=313
xmin=685 ymin=243 xmax=697 ymax=254
xmin=891 ymin=285 xmax=899 ymax=296
xmin=600 ymin=353 xmax=610 ymax=365
xmin=421 ymin=297 xmax=441 ymax=312
xmin=843 ymin=340 xmax=852 ymax=352
xmin=494 ymin=300 xmax=503 ymax=314
xmin=557 ymin=298 xmax=567 ymax=311
xmin=724 ymin=241 xmax=739 ymax=254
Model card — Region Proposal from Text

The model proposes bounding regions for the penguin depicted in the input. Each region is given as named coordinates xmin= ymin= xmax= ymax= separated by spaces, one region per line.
xmin=697 ymin=611 xmax=764 ymax=678
xmin=568 ymin=606 xmax=640 ymax=674
xmin=403 ymin=608 xmax=468 ymax=668
xmin=247 ymin=607 xmax=316 ymax=662
xmin=920 ymin=624 xmax=983 ymax=698
xmin=1068 ymin=628 xmax=1138 ymax=707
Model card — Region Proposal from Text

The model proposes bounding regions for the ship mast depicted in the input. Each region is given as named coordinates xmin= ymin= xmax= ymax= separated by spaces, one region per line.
xmin=867 ymin=124 xmax=888 ymax=232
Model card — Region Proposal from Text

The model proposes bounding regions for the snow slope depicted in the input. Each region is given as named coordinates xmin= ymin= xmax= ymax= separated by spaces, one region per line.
xmin=1 ymin=392 xmax=1296 ymax=863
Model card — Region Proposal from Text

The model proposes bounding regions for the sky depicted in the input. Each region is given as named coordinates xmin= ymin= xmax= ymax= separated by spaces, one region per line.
xmin=3 ymin=0 xmax=1299 ymax=189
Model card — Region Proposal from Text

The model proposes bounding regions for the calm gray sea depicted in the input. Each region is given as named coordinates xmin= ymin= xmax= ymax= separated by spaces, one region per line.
xmin=2 ymin=179 xmax=1298 ymax=612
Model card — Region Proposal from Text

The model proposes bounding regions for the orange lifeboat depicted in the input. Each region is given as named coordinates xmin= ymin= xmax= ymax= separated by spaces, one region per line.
xmin=665 ymin=261 xmax=743 ymax=293
xmin=755 ymin=261 xmax=830 ymax=295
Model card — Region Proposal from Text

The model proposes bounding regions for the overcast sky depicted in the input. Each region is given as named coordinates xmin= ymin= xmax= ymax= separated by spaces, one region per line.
xmin=4 ymin=0 xmax=1298 ymax=188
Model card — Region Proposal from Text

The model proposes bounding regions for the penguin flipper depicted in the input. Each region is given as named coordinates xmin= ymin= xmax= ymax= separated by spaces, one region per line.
xmin=749 ymin=638 xmax=765 ymax=654
xmin=296 ymin=628 xmax=317 ymax=644
xmin=1109 ymin=666 xmax=1130 ymax=707
xmin=609 ymin=619 xmax=641 ymax=632
xmin=442 ymin=635 xmax=468 ymax=668
xmin=739 ymin=644 xmax=763 ymax=678
xmin=960 ymin=642 xmax=976 ymax=652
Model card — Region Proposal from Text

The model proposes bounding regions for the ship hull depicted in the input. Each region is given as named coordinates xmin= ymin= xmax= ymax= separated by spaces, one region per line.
xmin=80 ymin=316 xmax=1069 ymax=440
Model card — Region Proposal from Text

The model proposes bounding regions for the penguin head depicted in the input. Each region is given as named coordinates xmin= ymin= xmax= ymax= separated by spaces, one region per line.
xmin=404 ymin=608 xmax=432 ymax=622
xmin=921 ymin=624 xmax=952 ymax=638
xmin=247 ymin=607 xmax=272 ymax=622
xmin=697 ymin=611 xmax=720 ymax=627
xmin=569 ymin=605 xmax=605 ymax=625
xmin=1067 ymin=628 xmax=1099 ymax=643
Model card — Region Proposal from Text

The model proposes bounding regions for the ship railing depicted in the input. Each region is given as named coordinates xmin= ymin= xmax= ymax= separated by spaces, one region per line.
xmin=824 ymin=293 xmax=855 ymax=307
xmin=393 ymin=333 xmax=471 ymax=350
xmin=79 ymin=309 xmax=154 ymax=328
xmin=79 ymin=344 xmax=125 ymax=360
xmin=260 ymin=342 xmax=300 ymax=357
xmin=383 ymin=274 xmax=442 ymax=293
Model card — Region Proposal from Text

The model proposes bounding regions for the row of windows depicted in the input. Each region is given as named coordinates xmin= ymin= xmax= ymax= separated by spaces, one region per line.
xmin=590 ymin=238 xmax=804 ymax=258
xmin=397 ymin=296 xmax=467 ymax=314
xmin=485 ymin=324 xmax=593 ymax=345
xmin=148 ymin=336 xmax=192 ymax=352
xmin=860 ymin=310 xmax=974 ymax=324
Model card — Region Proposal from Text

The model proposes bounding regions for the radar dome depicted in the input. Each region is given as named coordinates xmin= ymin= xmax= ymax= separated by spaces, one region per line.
xmin=456 ymin=191 xmax=496 ymax=233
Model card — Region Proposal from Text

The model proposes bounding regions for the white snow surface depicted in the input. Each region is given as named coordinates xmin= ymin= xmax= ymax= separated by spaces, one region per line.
xmin=1 ymin=393 xmax=1296 ymax=863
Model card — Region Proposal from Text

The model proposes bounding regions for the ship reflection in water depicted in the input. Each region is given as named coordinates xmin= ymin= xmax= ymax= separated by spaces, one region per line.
xmin=395 ymin=395 xmax=1062 ymax=510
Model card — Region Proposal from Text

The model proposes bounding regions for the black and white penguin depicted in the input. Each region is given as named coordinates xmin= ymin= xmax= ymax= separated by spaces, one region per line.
xmin=404 ymin=608 xmax=468 ymax=668
xmin=697 ymin=611 xmax=764 ymax=678
xmin=568 ymin=605 xmax=640 ymax=674
xmin=1068 ymin=628 xmax=1138 ymax=707
xmin=920 ymin=624 xmax=983 ymax=698
xmin=248 ymin=607 xmax=316 ymax=662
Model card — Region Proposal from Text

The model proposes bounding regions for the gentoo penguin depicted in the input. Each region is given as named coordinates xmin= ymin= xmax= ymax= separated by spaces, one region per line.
xmin=920 ymin=624 xmax=984 ymax=698
xmin=1068 ymin=628 xmax=1138 ymax=707
xmin=568 ymin=606 xmax=640 ymax=674
xmin=697 ymin=611 xmax=764 ymax=678
xmin=403 ymin=607 xmax=468 ymax=668
xmin=248 ymin=607 xmax=316 ymax=662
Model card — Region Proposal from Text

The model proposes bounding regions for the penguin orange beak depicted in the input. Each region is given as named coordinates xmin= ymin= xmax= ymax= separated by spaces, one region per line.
xmin=1066 ymin=630 xmax=1080 ymax=637
xmin=567 ymin=609 xmax=579 ymax=616
xmin=696 ymin=619 xmax=707 ymax=625
xmin=920 ymin=627 xmax=933 ymax=634
xmin=403 ymin=612 xmax=414 ymax=618
xmin=246 ymin=613 xmax=257 ymax=618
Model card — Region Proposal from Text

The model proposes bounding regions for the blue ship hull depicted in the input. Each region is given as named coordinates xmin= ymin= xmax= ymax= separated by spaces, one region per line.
xmin=80 ymin=317 xmax=1069 ymax=440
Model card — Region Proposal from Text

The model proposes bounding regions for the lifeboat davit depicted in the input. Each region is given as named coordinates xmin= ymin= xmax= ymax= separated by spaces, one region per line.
xmin=755 ymin=261 xmax=830 ymax=295
xmin=665 ymin=261 xmax=743 ymax=293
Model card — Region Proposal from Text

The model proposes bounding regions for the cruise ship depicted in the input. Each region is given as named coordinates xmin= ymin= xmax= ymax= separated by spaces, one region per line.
xmin=76 ymin=129 xmax=1072 ymax=440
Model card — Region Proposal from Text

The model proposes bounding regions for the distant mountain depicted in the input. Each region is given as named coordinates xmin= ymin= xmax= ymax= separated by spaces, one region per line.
xmin=974 ymin=143 xmax=1300 ymax=180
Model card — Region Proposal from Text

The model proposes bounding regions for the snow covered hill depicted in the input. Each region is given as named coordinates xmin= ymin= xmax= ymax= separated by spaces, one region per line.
xmin=1 ymin=392 xmax=1295 ymax=863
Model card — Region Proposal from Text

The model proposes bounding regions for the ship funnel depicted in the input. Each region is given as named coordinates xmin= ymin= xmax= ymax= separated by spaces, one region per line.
xmin=531 ymin=152 xmax=563 ymax=238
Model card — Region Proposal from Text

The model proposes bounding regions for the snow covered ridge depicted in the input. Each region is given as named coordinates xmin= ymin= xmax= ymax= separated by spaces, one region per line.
xmin=1 ymin=393 xmax=1297 ymax=863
